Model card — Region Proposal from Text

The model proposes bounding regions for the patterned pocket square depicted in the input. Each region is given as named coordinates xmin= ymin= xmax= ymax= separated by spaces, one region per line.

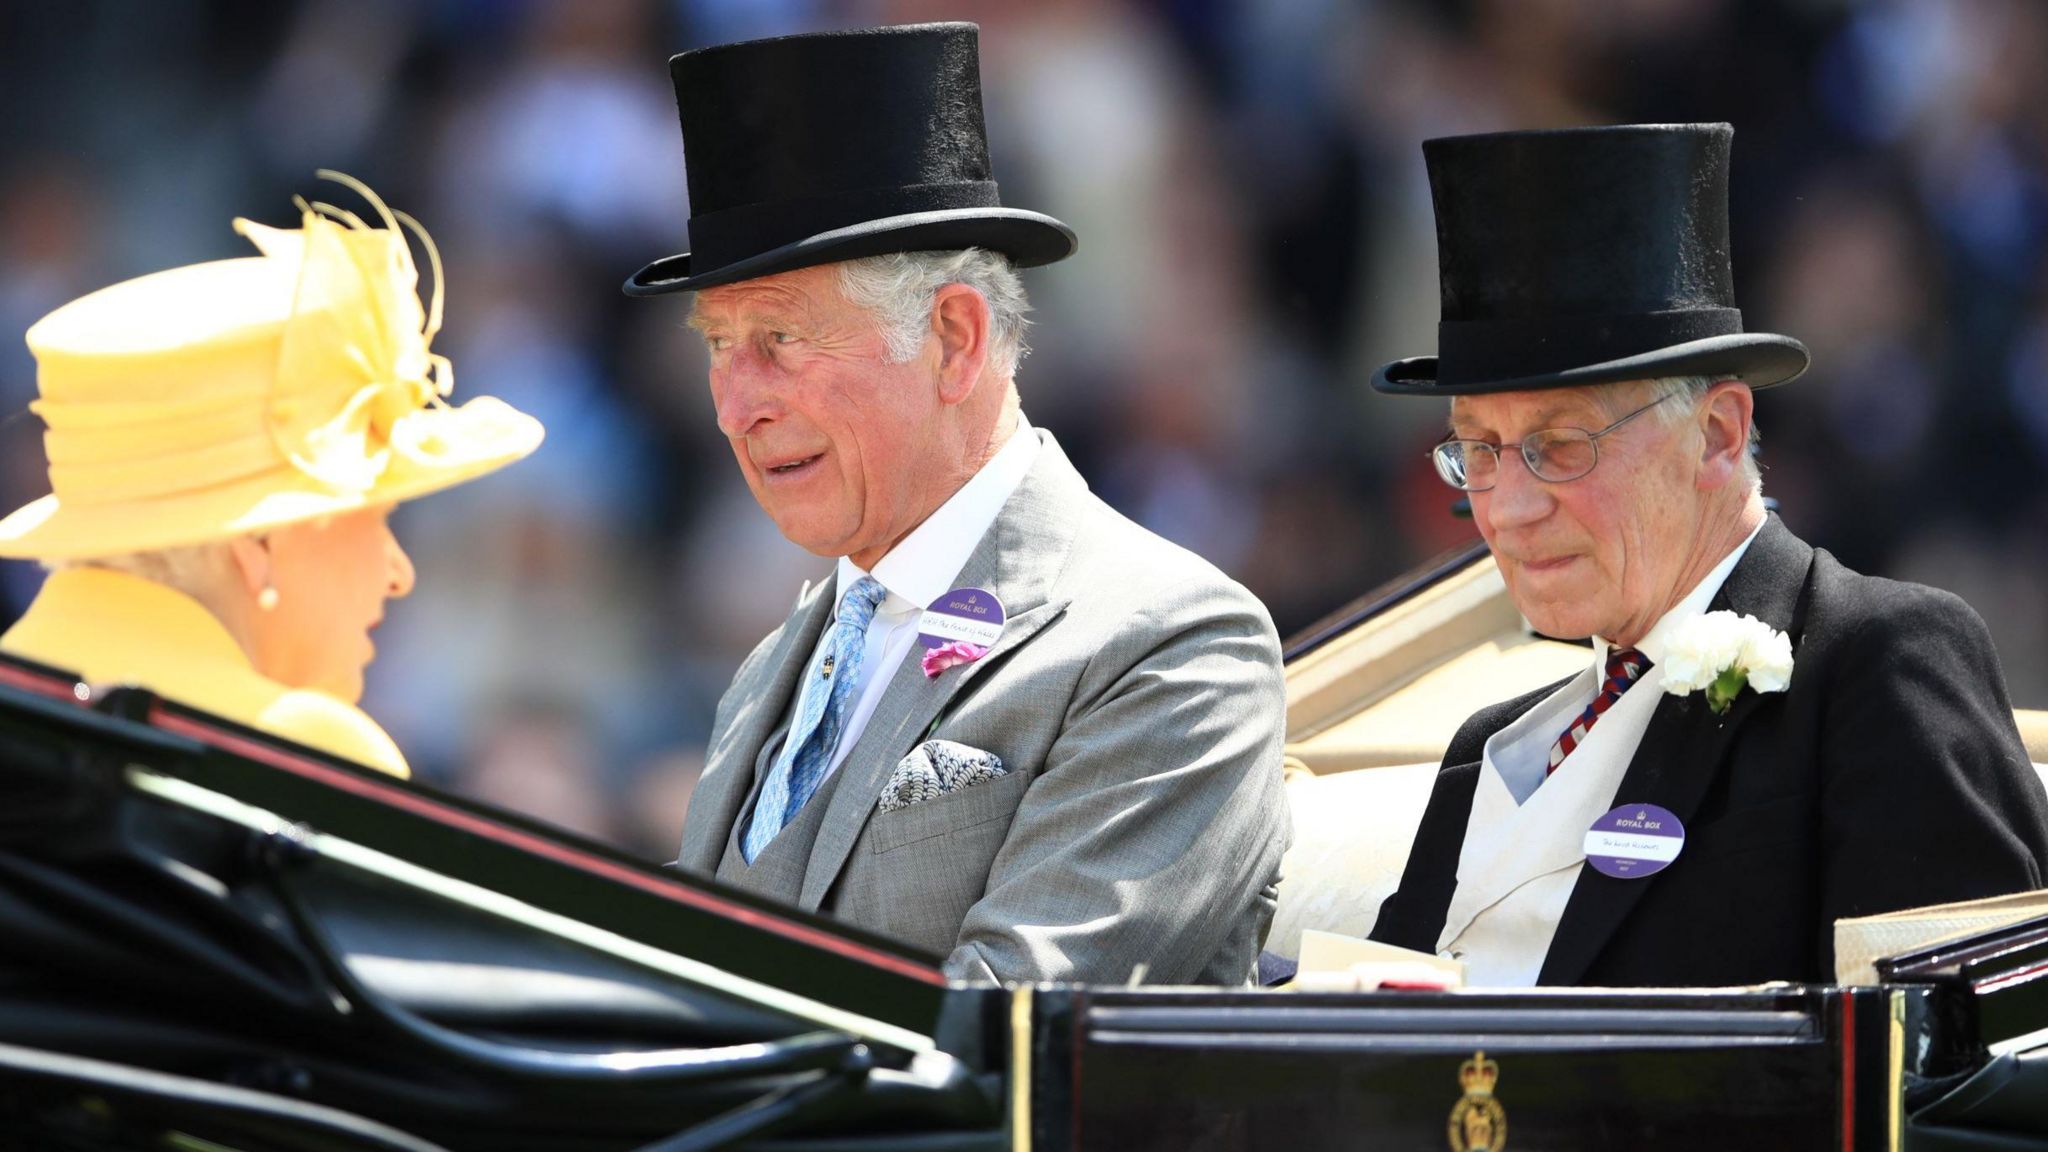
xmin=878 ymin=740 xmax=1007 ymax=813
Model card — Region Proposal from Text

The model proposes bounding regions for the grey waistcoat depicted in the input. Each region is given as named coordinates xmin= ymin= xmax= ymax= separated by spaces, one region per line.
xmin=713 ymin=724 xmax=852 ymax=907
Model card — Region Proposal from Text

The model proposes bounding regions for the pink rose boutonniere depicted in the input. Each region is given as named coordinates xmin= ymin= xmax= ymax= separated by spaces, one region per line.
xmin=921 ymin=641 xmax=989 ymax=679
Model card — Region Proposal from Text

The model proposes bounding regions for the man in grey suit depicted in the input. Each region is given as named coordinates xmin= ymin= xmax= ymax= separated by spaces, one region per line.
xmin=622 ymin=23 xmax=1290 ymax=985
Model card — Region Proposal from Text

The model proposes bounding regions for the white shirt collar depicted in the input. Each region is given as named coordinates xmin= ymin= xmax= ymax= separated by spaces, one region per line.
xmin=834 ymin=414 xmax=1040 ymax=616
xmin=1599 ymin=517 xmax=1766 ymax=667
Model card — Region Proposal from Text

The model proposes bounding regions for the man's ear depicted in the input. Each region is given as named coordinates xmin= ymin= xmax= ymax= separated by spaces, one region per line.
xmin=930 ymin=283 xmax=991 ymax=406
xmin=1695 ymin=380 xmax=1754 ymax=491
xmin=225 ymin=534 xmax=273 ymax=600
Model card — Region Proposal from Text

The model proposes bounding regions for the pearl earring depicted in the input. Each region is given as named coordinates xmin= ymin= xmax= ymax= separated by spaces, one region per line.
xmin=257 ymin=586 xmax=280 ymax=612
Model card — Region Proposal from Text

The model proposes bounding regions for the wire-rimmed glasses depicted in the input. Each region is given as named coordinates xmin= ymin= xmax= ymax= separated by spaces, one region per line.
xmin=1429 ymin=392 xmax=1683 ymax=492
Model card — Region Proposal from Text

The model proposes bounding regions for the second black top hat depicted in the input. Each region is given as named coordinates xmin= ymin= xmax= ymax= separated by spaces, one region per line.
xmin=624 ymin=23 xmax=1077 ymax=297
xmin=1373 ymin=123 xmax=1808 ymax=395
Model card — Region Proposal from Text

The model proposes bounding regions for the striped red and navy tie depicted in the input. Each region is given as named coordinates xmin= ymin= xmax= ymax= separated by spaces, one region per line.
xmin=1548 ymin=647 xmax=1651 ymax=773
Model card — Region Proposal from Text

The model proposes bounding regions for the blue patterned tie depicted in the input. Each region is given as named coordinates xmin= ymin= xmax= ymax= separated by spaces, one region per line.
xmin=742 ymin=575 xmax=889 ymax=862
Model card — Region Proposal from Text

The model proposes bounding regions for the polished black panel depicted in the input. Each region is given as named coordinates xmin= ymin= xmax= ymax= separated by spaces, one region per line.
xmin=1036 ymin=987 xmax=1849 ymax=1151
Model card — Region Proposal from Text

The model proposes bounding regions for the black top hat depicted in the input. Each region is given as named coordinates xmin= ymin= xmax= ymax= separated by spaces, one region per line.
xmin=1373 ymin=123 xmax=1807 ymax=395
xmin=623 ymin=23 xmax=1076 ymax=297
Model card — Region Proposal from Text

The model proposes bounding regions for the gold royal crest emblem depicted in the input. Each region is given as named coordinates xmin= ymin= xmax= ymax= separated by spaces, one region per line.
xmin=1447 ymin=1050 xmax=1508 ymax=1152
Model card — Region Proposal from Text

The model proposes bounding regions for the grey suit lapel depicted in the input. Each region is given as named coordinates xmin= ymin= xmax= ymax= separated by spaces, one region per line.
xmin=796 ymin=431 xmax=1087 ymax=910
xmin=677 ymin=576 xmax=834 ymax=873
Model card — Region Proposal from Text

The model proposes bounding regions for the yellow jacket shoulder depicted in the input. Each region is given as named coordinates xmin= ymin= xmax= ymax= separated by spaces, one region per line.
xmin=259 ymin=690 xmax=411 ymax=778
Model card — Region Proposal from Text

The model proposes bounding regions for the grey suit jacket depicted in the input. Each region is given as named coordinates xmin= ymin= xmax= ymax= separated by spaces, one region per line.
xmin=677 ymin=430 xmax=1291 ymax=985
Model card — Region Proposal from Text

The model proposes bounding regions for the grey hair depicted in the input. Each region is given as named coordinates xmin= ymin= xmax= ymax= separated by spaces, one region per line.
xmin=49 ymin=540 xmax=243 ymax=598
xmin=1636 ymin=375 xmax=1763 ymax=492
xmin=835 ymin=249 xmax=1032 ymax=380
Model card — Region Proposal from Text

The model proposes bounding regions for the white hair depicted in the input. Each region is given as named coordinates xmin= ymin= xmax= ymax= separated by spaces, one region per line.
xmin=49 ymin=540 xmax=242 ymax=598
xmin=835 ymin=249 xmax=1032 ymax=381
xmin=1635 ymin=374 xmax=1763 ymax=491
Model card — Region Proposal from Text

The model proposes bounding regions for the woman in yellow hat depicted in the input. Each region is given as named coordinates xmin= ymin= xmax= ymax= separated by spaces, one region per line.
xmin=0 ymin=174 xmax=543 ymax=778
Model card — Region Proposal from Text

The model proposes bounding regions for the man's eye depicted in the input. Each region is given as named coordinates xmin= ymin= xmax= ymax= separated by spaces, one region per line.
xmin=771 ymin=331 xmax=799 ymax=345
xmin=705 ymin=335 xmax=731 ymax=352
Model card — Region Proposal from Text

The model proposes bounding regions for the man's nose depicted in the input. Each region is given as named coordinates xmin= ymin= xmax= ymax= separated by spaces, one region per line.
xmin=1482 ymin=448 xmax=1553 ymax=531
xmin=712 ymin=346 xmax=783 ymax=439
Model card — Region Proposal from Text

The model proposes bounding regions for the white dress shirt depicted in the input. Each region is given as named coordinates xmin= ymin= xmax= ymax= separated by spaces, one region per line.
xmin=1441 ymin=518 xmax=1765 ymax=985
xmin=788 ymin=416 xmax=1039 ymax=787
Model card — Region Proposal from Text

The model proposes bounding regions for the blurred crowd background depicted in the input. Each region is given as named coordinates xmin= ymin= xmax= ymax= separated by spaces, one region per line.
xmin=5 ymin=0 xmax=2048 ymax=860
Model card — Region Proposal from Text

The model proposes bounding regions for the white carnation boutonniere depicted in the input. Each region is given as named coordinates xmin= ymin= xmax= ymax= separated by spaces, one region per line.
xmin=1660 ymin=610 xmax=1795 ymax=716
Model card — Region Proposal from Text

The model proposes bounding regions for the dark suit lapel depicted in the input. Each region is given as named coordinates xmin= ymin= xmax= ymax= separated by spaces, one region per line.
xmin=1370 ymin=679 xmax=1570 ymax=951
xmin=796 ymin=431 xmax=1085 ymax=910
xmin=676 ymin=577 xmax=834 ymax=873
xmin=1370 ymin=762 xmax=1484 ymax=951
xmin=1538 ymin=516 xmax=1816 ymax=984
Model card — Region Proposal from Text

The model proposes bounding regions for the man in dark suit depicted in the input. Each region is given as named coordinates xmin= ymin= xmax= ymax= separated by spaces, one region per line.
xmin=1365 ymin=123 xmax=2048 ymax=987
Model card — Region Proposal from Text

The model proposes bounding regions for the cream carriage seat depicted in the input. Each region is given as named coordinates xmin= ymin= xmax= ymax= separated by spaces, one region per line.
xmin=2019 ymin=711 xmax=2048 ymax=793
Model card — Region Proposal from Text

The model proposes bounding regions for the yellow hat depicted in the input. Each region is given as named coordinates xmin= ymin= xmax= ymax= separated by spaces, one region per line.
xmin=0 ymin=172 xmax=543 ymax=560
